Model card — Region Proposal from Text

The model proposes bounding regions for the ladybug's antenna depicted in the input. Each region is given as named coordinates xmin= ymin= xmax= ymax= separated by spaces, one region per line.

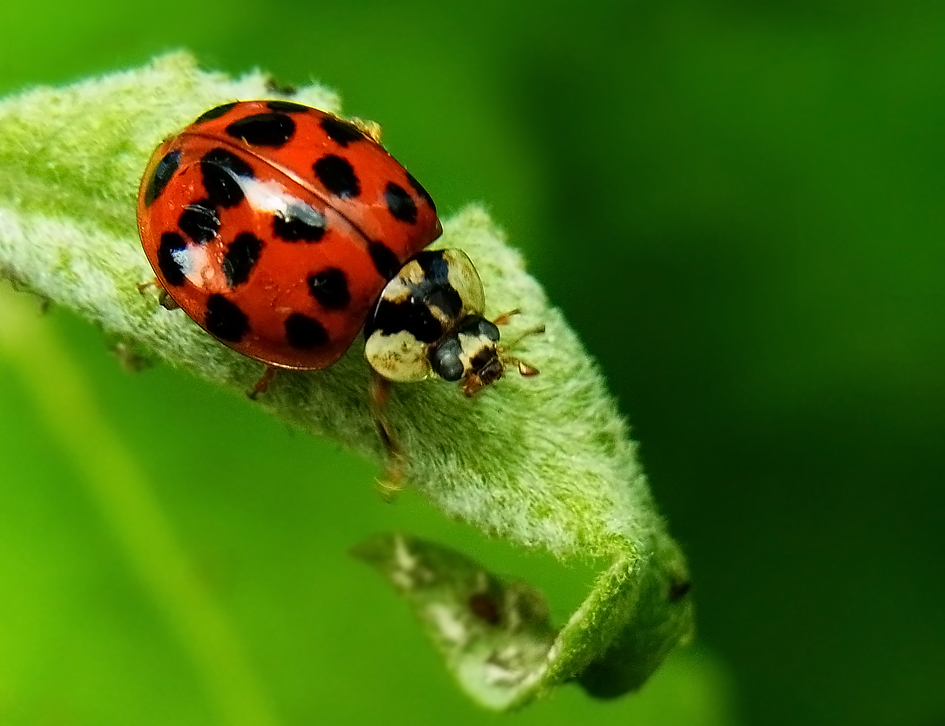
xmin=503 ymin=323 xmax=546 ymax=352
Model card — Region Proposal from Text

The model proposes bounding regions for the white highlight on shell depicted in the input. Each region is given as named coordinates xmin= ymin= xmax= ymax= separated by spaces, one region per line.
xmin=171 ymin=244 xmax=210 ymax=286
xmin=238 ymin=176 xmax=325 ymax=229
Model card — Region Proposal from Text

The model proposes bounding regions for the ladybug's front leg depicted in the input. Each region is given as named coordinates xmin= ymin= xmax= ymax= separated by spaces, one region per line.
xmin=369 ymin=372 xmax=405 ymax=499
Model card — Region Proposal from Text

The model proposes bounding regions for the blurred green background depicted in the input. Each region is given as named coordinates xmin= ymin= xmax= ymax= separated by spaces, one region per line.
xmin=1 ymin=1 xmax=944 ymax=724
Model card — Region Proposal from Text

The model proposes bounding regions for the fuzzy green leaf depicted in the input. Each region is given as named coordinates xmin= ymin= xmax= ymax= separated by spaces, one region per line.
xmin=0 ymin=53 xmax=693 ymax=710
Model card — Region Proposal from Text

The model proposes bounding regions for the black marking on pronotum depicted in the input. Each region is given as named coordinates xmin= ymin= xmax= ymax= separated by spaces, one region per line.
xmin=285 ymin=313 xmax=329 ymax=349
xmin=469 ymin=347 xmax=497 ymax=372
xmin=205 ymin=294 xmax=249 ymax=342
xmin=272 ymin=209 xmax=326 ymax=242
xmin=194 ymin=102 xmax=237 ymax=124
xmin=368 ymin=241 xmax=400 ymax=280
xmin=320 ymin=116 xmax=365 ymax=147
xmin=200 ymin=148 xmax=255 ymax=208
xmin=223 ymin=232 xmax=263 ymax=287
xmin=406 ymin=172 xmax=436 ymax=213
xmin=156 ymin=232 xmax=187 ymax=286
xmin=144 ymin=150 xmax=181 ymax=207
xmin=313 ymin=154 xmax=360 ymax=198
xmin=456 ymin=316 xmax=502 ymax=376
xmin=178 ymin=199 xmax=220 ymax=244
xmin=225 ymin=112 xmax=296 ymax=147
xmin=307 ymin=268 xmax=350 ymax=310
xmin=384 ymin=182 xmax=418 ymax=224
xmin=266 ymin=100 xmax=308 ymax=113
xmin=369 ymin=299 xmax=443 ymax=344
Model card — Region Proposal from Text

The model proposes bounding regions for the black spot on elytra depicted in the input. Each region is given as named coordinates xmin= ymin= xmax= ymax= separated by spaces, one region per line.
xmin=272 ymin=209 xmax=326 ymax=242
xmin=369 ymin=298 xmax=443 ymax=344
xmin=320 ymin=115 xmax=365 ymax=146
xmin=424 ymin=287 xmax=462 ymax=320
xmin=368 ymin=241 xmax=400 ymax=280
xmin=406 ymin=172 xmax=436 ymax=213
xmin=411 ymin=250 xmax=462 ymax=318
xmin=285 ymin=313 xmax=328 ymax=349
xmin=314 ymin=155 xmax=360 ymax=198
xmin=223 ymin=233 xmax=263 ymax=287
xmin=266 ymin=100 xmax=308 ymax=113
xmin=414 ymin=250 xmax=449 ymax=282
xmin=307 ymin=268 xmax=350 ymax=310
xmin=194 ymin=102 xmax=237 ymax=124
xmin=156 ymin=232 xmax=187 ymax=286
xmin=201 ymin=148 xmax=254 ymax=208
xmin=385 ymin=182 xmax=417 ymax=224
xmin=178 ymin=199 xmax=219 ymax=244
xmin=144 ymin=150 xmax=181 ymax=207
xmin=205 ymin=294 xmax=248 ymax=342
xmin=225 ymin=112 xmax=296 ymax=147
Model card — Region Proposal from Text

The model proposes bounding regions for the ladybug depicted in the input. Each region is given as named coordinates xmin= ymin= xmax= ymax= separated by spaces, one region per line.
xmin=137 ymin=100 xmax=541 ymax=403
xmin=365 ymin=249 xmax=542 ymax=396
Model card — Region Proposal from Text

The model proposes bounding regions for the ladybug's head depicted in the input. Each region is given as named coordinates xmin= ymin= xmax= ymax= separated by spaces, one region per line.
xmin=430 ymin=314 xmax=542 ymax=397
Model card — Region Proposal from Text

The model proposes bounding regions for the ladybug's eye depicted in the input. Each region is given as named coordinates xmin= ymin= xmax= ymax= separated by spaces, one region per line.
xmin=458 ymin=316 xmax=500 ymax=342
xmin=431 ymin=337 xmax=464 ymax=382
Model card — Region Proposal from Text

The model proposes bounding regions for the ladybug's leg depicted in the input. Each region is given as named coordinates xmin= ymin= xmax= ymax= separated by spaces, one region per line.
xmin=248 ymin=366 xmax=278 ymax=400
xmin=503 ymin=356 xmax=541 ymax=378
xmin=158 ymin=290 xmax=179 ymax=310
xmin=498 ymin=323 xmax=546 ymax=380
xmin=137 ymin=279 xmax=180 ymax=310
xmin=491 ymin=308 xmax=522 ymax=327
xmin=369 ymin=372 xmax=405 ymax=499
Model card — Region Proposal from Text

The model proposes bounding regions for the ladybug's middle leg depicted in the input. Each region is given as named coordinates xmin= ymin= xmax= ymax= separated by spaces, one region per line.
xmin=491 ymin=308 xmax=521 ymax=327
xmin=369 ymin=372 xmax=405 ymax=499
xmin=137 ymin=278 xmax=180 ymax=310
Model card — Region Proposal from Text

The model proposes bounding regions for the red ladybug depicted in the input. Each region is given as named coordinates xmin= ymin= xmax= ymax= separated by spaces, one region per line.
xmin=137 ymin=100 xmax=441 ymax=372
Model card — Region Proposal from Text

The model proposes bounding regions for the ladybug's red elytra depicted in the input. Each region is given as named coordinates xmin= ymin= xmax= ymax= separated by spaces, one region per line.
xmin=137 ymin=100 xmax=442 ymax=371
xmin=137 ymin=100 xmax=542 ymax=405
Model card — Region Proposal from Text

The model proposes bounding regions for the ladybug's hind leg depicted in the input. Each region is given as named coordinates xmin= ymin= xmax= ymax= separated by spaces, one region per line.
xmin=248 ymin=365 xmax=278 ymax=400
xmin=369 ymin=372 xmax=405 ymax=500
